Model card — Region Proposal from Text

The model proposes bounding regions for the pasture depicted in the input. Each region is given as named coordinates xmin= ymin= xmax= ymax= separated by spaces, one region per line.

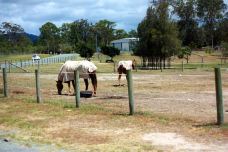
xmin=0 ymin=52 xmax=228 ymax=151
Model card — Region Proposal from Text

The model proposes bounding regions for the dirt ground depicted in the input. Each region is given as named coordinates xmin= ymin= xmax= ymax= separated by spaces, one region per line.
xmin=1 ymin=71 xmax=228 ymax=151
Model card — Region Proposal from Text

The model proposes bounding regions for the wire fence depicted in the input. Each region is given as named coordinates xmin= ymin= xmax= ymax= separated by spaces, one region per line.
xmin=0 ymin=66 xmax=228 ymax=123
xmin=0 ymin=54 xmax=78 ymax=72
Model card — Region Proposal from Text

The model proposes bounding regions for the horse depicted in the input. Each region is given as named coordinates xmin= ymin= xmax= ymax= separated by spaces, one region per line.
xmin=117 ymin=59 xmax=136 ymax=85
xmin=56 ymin=60 xmax=97 ymax=95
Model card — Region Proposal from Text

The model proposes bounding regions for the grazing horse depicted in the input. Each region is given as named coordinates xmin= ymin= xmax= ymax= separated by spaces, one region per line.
xmin=56 ymin=60 xmax=97 ymax=95
xmin=117 ymin=59 xmax=136 ymax=85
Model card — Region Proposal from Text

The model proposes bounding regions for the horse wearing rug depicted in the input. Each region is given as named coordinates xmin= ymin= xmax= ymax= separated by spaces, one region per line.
xmin=56 ymin=60 xmax=97 ymax=95
xmin=117 ymin=60 xmax=136 ymax=85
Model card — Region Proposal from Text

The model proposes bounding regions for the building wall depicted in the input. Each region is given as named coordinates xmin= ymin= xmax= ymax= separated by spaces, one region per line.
xmin=112 ymin=42 xmax=130 ymax=51
xmin=111 ymin=38 xmax=138 ymax=52
xmin=121 ymin=42 xmax=129 ymax=51
xmin=112 ymin=43 xmax=122 ymax=50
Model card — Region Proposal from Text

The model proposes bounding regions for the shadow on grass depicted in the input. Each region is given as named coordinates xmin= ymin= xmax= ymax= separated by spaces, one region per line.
xmin=193 ymin=122 xmax=228 ymax=129
xmin=112 ymin=111 xmax=153 ymax=117
xmin=97 ymin=95 xmax=128 ymax=100
xmin=112 ymin=84 xmax=126 ymax=87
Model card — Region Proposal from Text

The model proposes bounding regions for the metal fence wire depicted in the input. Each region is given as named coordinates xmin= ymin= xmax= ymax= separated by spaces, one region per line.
xmin=0 ymin=67 xmax=228 ymax=123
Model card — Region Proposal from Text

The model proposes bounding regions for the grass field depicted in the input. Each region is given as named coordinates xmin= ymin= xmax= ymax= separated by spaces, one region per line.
xmin=0 ymin=52 xmax=228 ymax=151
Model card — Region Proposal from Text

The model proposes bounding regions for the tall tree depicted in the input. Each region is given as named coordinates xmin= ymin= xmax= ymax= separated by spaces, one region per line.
xmin=0 ymin=22 xmax=24 ymax=43
xmin=172 ymin=0 xmax=201 ymax=48
xmin=0 ymin=22 xmax=32 ymax=54
xmin=60 ymin=23 xmax=71 ymax=44
xmin=59 ymin=23 xmax=72 ymax=53
xmin=217 ymin=11 xmax=228 ymax=43
xmin=39 ymin=22 xmax=60 ymax=53
xmin=114 ymin=29 xmax=128 ymax=39
xmin=95 ymin=19 xmax=116 ymax=46
xmin=128 ymin=29 xmax=138 ymax=37
xmin=197 ymin=0 xmax=227 ymax=48
xmin=136 ymin=1 xmax=181 ymax=68
xmin=69 ymin=19 xmax=95 ymax=58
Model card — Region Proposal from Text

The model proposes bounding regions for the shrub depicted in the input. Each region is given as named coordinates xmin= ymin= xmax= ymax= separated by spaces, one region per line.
xmin=100 ymin=46 xmax=120 ymax=59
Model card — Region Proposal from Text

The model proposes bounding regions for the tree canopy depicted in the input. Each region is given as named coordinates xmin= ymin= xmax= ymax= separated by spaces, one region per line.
xmin=0 ymin=0 xmax=227 ymax=58
xmin=136 ymin=1 xmax=181 ymax=68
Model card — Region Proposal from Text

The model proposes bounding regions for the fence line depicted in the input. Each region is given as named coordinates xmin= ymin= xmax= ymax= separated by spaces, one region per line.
xmin=1 ymin=68 xmax=227 ymax=119
xmin=0 ymin=54 xmax=78 ymax=71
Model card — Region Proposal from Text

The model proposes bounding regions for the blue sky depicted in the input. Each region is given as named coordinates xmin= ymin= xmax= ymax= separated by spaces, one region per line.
xmin=0 ymin=0 xmax=227 ymax=35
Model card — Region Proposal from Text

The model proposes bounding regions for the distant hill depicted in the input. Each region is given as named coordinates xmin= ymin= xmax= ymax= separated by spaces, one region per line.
xmin=25 ymin=33 xmax=39 ymax=43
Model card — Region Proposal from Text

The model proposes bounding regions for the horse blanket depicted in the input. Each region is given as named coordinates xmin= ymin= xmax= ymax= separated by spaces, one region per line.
xmin=117 ymin=60 xmax=133 ymax=70
xmin=58 ymin=60 xmax=97 ymax=83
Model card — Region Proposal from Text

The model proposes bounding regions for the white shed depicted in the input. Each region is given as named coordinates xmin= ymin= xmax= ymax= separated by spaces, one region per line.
xmin=110 ymin=38 xmax=139 ymax=52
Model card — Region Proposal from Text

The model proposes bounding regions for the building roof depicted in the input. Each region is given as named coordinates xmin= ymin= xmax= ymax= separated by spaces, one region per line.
xmin=111 ymin=37 xmax=139 ymax=44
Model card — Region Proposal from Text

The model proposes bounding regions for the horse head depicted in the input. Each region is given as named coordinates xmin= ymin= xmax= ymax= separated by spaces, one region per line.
xmin=56 ymin=80 xmax=63 ymax=95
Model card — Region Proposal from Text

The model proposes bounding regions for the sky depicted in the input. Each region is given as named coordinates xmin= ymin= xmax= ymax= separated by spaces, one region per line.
xmin=0 ymin=0 xmax=227 ymax=35
xmin=0 ymin=0 xmax=148 ymax=35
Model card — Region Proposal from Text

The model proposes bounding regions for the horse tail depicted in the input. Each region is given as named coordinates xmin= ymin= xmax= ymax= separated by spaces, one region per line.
xmin=89 ymin=72 xmax=97 ymax=94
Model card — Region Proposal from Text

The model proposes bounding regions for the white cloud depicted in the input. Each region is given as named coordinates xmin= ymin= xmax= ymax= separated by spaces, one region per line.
xmin=1 ymin=0 xmax=227 ymax=35
xmin=0 ymin=0 xmax=148 ymax=35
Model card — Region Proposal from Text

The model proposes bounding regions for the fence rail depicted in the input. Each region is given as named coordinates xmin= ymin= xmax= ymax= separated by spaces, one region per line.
xmin=0 ymin=53 xmax=78 ymax=72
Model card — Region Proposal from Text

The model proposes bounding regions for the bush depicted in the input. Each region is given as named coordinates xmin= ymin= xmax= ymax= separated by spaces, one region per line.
xmin=222 ymin=42 xmax=228 ymax=57
xmin=100 ymin=46 xmax=120 ymax=59
xmin=76 ymin=42 xmax=95 ymax=59
xmin=177 ymin=47 xmax=191 ymax=59
xmin=204 ymin=47 xmax=213 ymax=54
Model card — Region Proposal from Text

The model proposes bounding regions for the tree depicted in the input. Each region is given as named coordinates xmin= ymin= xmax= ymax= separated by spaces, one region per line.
xmin=60 ymin=23 xmax=71 ymax=44
xmin=136 ymin=2 xmax=181 ymax=69
xmin=114 ymin=29 xmax=128 ymax=39
xmin=217 ymin=12 xmax=228 ymax=43
xmin=69 ymin=19 xmax=95 ymax=58
xmin=95 ymin=20 xmax=116 ymax=46
xmin=100 ymin=46 xmax=120 ymax=61
xmin=128 ymin=29 xmax=138 ymax=37
xmin=0 ymin=22 xmax=24 ymax=44
xmin=0 ymin=22 xmax=32 ymax=54
xmin=221 ymin=42 xmax=228 ymax=56
xmin=172 ymin=0 xmax=200 ymax=48
xmin=197 ymin=0 xmax=227 ymax=48
xmin=177 ymin=46 xmax=192 ymax=63
xmin=39 ymin=22 xmax=60 ymax=53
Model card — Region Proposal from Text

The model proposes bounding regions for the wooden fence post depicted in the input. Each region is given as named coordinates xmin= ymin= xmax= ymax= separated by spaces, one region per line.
xmin=3 ymin=68 xmax=8 ymax=97
xmin=5 ymin=60 xmax=6 ymax=69
xmin=201 ymin=57 xmax=204 ymax=68
xmin=74 ymin=70 xmax=80 ymax=108
xmin=37 ymin=61 xmax=40 ymax=71
xmin=126 ymin=70 xmax=134 ymax=115
xmin=113 ymin=62 xmax=116 ymax=73
xmin=8 ymin=60 xmax=12 ymax=73
xmin=35 ymin=69 xmax=41 ymax=103
xmin=214 ymin=68 xmax=224 ymax=125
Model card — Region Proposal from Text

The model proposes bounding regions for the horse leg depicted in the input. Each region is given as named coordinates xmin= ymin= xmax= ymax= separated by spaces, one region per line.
xmin=117 ymin=66 xmax=123 ymax=86
xmin=72 ymin=80 xmax=75 ymax=93
xmin=84 ymin=79 xmax=89 ymax=91
xmin=67 ymin=81 xmax=71 ymax=94
xmin=118 ymin=74 xmax=122 ymax=86
xmin=90 ymin=73 xmax=97 ymax=95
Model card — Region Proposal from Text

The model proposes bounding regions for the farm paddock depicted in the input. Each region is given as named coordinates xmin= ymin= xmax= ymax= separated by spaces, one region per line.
xmin=0 ymin=70 xmax=228 ymax=151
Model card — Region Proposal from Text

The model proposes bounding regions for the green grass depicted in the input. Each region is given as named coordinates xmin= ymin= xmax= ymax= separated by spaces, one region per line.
xmin=3 ymin=51 xmax=228 ymax=74
xmin=221 ymin=123 xmax=228 ymax=129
